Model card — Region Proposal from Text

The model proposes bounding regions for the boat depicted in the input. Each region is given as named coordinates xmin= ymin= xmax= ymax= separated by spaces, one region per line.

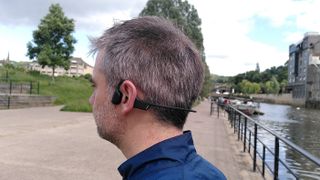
xmin=236 ymin=104 xmax=256 ymax=116
xmin=230 ymin=99 xmax=263 ymax=116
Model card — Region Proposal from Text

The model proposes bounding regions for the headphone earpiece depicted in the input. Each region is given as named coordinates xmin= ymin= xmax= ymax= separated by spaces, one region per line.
xmin=111 ymin=80 xmax=125 ymax=105
xmin=111 ymin=88 xmax=123 ymax=105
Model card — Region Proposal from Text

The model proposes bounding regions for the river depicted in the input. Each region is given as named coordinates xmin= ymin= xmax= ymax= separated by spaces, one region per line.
xmin=253 ymin=103 xmax=320 ymax=179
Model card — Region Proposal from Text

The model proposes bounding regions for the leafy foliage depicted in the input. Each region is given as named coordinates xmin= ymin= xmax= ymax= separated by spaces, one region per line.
xmin=140 ymin=0 xmax=212 ymax=97
xmin=264 ymin=76 xmax=280 ymax=94
xmin=230 ymin=65 xmax=287 ymax=85
xmin=225 ymin=64 xmax=288 ymax=94
xmin=239 ymin=80 xmax=261 ymax=94
xmin=27 ymin=4 xmax=76 ymax=79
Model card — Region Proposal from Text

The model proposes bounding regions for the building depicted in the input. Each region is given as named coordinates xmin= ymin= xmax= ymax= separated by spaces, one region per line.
xmin=67 ymin=57 xmax=93 ymax=76
xmin=288 ymin=32 xmax=320 ymax=108
xmin=29 ymin=57 xmax=93 ymax=77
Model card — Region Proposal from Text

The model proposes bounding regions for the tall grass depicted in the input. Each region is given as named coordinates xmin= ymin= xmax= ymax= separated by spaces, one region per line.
xmin=0 ymin=66 xmax=93 ymax=112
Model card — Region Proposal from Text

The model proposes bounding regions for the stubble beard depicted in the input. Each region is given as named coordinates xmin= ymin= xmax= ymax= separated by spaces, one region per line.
xmin=93 ymin=99 xmax=125 ymax=147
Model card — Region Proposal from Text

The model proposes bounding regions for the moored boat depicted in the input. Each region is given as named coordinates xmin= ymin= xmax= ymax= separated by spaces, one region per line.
xmin=236 ymin=104 xmax=256 ymax=116
xmin=230 ymin=99 xmax=262 ymax=116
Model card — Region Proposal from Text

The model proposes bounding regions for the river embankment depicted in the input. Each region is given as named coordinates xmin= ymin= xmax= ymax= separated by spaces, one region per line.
xmin=250 ymin=93 xmax=304 ymax=107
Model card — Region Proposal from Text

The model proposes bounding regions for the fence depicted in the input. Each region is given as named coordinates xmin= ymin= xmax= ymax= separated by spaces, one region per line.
xmin=210 ymin=99 xmax=221 ymax=117
xmin=223 ymin=104 xmax=320 ymax=180
xmin=0 ymin=79 xmax=39 ymax=95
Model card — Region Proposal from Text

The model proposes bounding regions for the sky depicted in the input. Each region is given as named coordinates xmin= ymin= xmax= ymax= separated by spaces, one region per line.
xmin=1 ymin=0 xmax=320 ymax=76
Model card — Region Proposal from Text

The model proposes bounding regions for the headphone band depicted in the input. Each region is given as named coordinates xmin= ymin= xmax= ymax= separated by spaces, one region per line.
xmin=134 ymin=99 xmax=196 ymax=112
xmin=112 ymin=80 xmax=196 ymax=113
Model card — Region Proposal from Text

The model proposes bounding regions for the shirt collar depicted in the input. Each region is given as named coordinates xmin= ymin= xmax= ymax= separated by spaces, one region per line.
xmin=118 ymin=131 xmax=196 ymax=178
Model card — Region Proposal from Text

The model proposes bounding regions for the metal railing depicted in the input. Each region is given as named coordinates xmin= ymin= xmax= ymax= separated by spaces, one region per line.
xmin=210 ymin=99 xmax=221 ymax=117
xmin=224 ymin=104 xmax=320 ymax=180
xmin=0 ymin=79 xmax=40 ymax=95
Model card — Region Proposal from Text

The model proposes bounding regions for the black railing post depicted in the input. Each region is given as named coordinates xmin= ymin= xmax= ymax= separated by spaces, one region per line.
xmin=9 ymin=80 xmax=12 ymax=94
xmin=30 ymin=81 xmax=33 ymax=95
xmin=231 ymin=109 xmax=234 ymax=127
xmin=244 ymin=117 xmax=247 ymax=152
xmin=249 ymin=131 xmax=251 ymax=153
xmin=217 ymin=104 xmax=220 ymax=118
xmin=234 ymin=112 xmax=237 ymax=134
xmin=274 ymin=137 xmax=280 ymax=180
xmin=238 ymin=114 xmax=241 ymax=141
xmin=210 ymin=101 xmax=213 ymax=116
xmin=240 ymin=121 xmax=243 ymax=140
xmin=37 ymin=81 xmax=40 ymax=94
xmin=20 ymin=83 xmax=23 ymax=94
xmin=253 ymin=123 xmax=258 ymax=171
xmin=7 ymin=95 xmax=10 ymax=109
xmin=262 ymin=145 xmax=266 ymax=177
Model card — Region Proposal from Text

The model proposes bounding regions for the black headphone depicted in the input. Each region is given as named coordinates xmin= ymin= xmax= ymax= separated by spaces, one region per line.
xmin=111 ymin=80 xmax=196 ymax=113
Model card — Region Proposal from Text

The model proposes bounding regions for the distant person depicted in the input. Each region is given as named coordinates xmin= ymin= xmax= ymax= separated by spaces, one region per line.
xmin=89 ymin=16 xmax=226 ymax=179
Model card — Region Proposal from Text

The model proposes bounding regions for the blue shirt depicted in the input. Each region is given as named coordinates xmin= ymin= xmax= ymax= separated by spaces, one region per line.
xmin=118 ymin=131 xmax=226 ymax=180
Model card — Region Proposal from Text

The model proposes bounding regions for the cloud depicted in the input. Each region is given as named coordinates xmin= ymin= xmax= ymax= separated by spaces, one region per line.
xmin=188 ymin=0 xmax=320 ymax=76
xmin=207 ymin=55 xmax=228 ymax=59
xmin=1 ymin=0 xmax=320 ymax=76
xmin=0 ymin=0 xmax=147 ymax=63
xmin=284 ymin=32 xmax=304 ymax=44
xmin=0 ymin=26 xmax=33 ymax=61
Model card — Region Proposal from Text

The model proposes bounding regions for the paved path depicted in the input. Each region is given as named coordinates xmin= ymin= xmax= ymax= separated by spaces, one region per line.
xmin=185 ymin=101 xmax=264 ymax=180
xmin=0 ymin=101 xmax=264 ymax=180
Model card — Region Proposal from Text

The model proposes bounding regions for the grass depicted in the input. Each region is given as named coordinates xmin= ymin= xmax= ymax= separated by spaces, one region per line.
xmin=0 ymin=66 xmax=93 ymax=112
xmin=0 ymin=66 xmax=204 ymax=112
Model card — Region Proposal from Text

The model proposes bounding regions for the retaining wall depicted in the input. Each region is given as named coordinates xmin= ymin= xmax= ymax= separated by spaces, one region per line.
xmin=0 ymin=94 xmax=55 ymax=109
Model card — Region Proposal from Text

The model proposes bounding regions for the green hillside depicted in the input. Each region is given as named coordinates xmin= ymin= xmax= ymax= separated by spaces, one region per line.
xmin=0 ymin=66 xmax=93 ymax=112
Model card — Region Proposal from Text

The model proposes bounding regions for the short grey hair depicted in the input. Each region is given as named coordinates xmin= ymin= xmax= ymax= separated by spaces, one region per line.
xmin=91 ymin=16 xmax=204 ymax=129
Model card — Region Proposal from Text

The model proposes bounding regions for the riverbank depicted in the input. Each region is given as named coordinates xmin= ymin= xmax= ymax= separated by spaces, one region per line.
xmin=211 ymin=93 xmax=304 ymax=107
xmin=249 ymin=94 xmax=304 ymax=107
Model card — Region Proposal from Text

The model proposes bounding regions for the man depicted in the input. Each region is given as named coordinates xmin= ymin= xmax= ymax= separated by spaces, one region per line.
xmin=89 ymin=16 xmax=226 ymax=179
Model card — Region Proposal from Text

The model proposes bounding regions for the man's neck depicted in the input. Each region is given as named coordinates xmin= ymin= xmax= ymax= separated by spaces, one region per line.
xmin=119 ymin=113 xmax=182 ymax=159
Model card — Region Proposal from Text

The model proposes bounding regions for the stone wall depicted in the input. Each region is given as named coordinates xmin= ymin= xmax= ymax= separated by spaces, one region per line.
xmin=0 ymin=95 xmax=55 ymax=109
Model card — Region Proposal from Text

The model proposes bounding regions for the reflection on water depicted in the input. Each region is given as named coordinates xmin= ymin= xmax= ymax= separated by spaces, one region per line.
xmin=254 ymin=103 xmax=320 ymax=179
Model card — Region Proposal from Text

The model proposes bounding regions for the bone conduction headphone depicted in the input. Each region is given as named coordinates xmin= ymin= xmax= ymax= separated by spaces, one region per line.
xmin=111 ymin=80 xmax=196 ymax=113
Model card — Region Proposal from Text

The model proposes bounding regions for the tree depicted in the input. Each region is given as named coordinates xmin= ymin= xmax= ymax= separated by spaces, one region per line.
xmin=239 ymin=80 xmax=249 ymax=94
xmin=264 ymin=76 xmax=280 ymax=94
xmin=229 ymin=62 xmax=288 ymax=95
xmin=140 ymin=0 xmax=212 ymax=97
xmin=251 ymin=82 xmax=261 ymax=94
xmin=239 ymin=80 xmax=260 ymax=94
xmin=280 ymin=79 xmax=288 ymax=94
xmin=27 ymin=4 xmax=76 ymax=80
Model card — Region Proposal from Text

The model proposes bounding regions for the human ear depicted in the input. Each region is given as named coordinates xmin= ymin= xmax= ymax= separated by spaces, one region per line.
xmin=119 ymin=80 xmax=137 ymax=115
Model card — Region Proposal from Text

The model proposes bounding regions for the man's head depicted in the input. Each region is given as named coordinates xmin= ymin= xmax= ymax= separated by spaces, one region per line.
xmin=89 ymin=16 xmax=203 ymax=143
